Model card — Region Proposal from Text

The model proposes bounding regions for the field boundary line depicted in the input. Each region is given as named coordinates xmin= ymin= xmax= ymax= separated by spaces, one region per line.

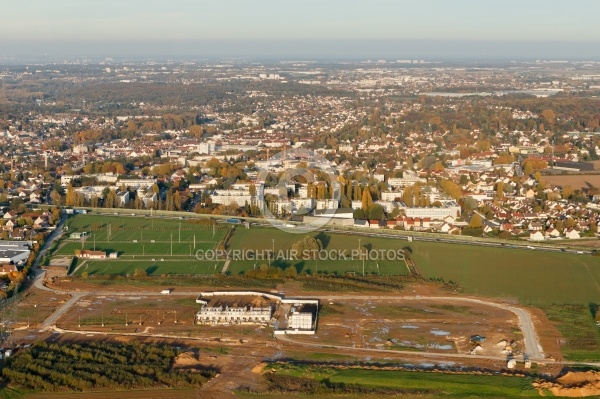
xmin=221 ymin=259 xmax=231 ymax=274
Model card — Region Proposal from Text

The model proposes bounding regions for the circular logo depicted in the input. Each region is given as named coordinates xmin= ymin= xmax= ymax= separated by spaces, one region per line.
xmin=255 ymin=148 xmax=340 ymax=234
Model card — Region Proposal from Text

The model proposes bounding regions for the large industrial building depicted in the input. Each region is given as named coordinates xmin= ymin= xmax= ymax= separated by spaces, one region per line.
xmin=0 ymin=241 xmax=31 ymax=266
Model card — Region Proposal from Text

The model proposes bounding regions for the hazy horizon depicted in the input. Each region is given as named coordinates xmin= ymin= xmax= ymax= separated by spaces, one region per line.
xmin=2 ymin=0 xmax=600 ymax=61
xmin=2 ymin=39 xmax=600 ymax=62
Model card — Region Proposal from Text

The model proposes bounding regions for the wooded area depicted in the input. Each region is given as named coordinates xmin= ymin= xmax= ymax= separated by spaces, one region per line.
xmin=1 ymin=341 xmax=215 ymax=392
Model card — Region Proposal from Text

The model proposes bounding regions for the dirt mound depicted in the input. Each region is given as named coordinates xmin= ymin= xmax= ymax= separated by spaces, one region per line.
xmin=251 ymin=362 xmax=267 ymax=374
xmin=534 ymin=371 xmax=600 ymax=397
xmin=173 ymin=351 xmax=201 ymax=368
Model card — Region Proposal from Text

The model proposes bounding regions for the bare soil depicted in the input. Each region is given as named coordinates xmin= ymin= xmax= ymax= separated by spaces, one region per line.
xmin=534 ymin=370 xmax=600 ymax=397
xmin=542 ymin=174 xmax=600 ymax=190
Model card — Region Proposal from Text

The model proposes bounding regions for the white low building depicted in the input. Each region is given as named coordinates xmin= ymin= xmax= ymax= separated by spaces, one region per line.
xmin=195 ymin=305 xmax=272 ymax=325
xmin=288 ymin=311 xmax=313 ymax=330
xmin=402 ymin=202 xmax=461 ymax=220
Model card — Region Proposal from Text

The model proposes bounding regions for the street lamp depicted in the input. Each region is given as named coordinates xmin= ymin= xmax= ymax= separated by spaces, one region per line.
xmin=358 ymin=238 xmax=364 ymax=276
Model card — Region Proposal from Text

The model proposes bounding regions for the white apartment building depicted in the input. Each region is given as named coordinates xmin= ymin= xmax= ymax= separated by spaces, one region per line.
xmin=402 ymin=202 xmax=461 ymax=220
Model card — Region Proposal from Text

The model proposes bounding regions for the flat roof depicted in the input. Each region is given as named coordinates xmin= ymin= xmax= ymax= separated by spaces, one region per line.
xmin=0 ymin=249 xmax=29 ymax=259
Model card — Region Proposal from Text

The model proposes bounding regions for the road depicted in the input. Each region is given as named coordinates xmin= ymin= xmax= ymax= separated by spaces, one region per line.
xmin=39 ymin=293 xmax=87 ymax=330
xmin=31 ymin=215 xmax=68 ymax=293
xmin=249 ymin=220 xmax=592 ymax=255
xmin=320 ymin=226 xmax=592 ymax=255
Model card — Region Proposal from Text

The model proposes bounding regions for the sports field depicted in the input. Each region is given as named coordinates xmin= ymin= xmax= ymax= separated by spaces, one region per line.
xmin=57 ymin=215 xmax=227 ymax=257
xmin=73 ymin=259 xmax=224 ymax=276
xmin=228 ymin=227 xmax=600 ymax=304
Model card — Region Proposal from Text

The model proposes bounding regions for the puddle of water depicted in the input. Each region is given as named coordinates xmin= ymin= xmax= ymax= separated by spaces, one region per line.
xmin=430 ymin=329 xmax=450 ymax=336
xmin=401 ymin=325 xmax=419 ymax=329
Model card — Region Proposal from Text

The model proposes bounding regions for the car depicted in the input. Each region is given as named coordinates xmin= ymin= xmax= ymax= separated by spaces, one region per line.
xmin=526 ymin=246 xmax=535 ymax=249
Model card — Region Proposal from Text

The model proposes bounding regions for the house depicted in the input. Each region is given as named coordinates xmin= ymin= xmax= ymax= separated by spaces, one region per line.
xmin=368 ymin=219 xmax=384 ymax=229
xmin=142 ymin=192 xmax=158 ymax=208
xmin=78 ymin=250 xmax=107 ymax=259
xmin=529 ymin=231 xmax=544 ymax=241
xmin=3 ymin=220 xmax=15 ymax=231
xmin=444 ymin=215 xmax=455 ymax=225
xmin=33 ymin=216 xmax=48 ymax=229
xmin=439 ymin=222 xmax=452 ymax=233
xmin=402 ymin=217 xmax=416 ymax=230
xmin=528 ymin=222 xmax=543 ymax=231
xmin=545 ymin=227 xmax=560 ymax=238
xmin=565 ymin=228 xmax=581 ymax=239
xmin=3 ymin=211 xmax=16 ymax=220
xmin=525 ymin=189 xmax=535 ymax=199
xmin=29 ymin=192 xmax=41 ymax=203
xmin=353 ymin=219 xmax=369 ymax=228
xmin=421 ymin=217 xmax=431 ymax=229
xmin=0 ymin=264 xmax=18 ymax=275
xmin=117 ymin=191 xmax=130 ymax=207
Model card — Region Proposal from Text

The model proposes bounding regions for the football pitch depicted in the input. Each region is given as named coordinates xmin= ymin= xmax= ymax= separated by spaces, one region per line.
xmin=73 ymin=259 xmax=224 ymax=276
xmin=57 ymin=214 xmax=228 ymax=257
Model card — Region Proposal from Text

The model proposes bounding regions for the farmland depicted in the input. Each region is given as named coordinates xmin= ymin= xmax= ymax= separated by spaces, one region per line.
xmin=228 ymin=227 xmax=600 ymax=304
xmin=541 ymin=174 xmax=600 ymax=191
xmin=226 ymin=258 xmax=404 ymax=276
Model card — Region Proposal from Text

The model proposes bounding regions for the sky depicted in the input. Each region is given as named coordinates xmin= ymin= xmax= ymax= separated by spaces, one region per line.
xmin=2 ymin=0 xmax=599 ymax=60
